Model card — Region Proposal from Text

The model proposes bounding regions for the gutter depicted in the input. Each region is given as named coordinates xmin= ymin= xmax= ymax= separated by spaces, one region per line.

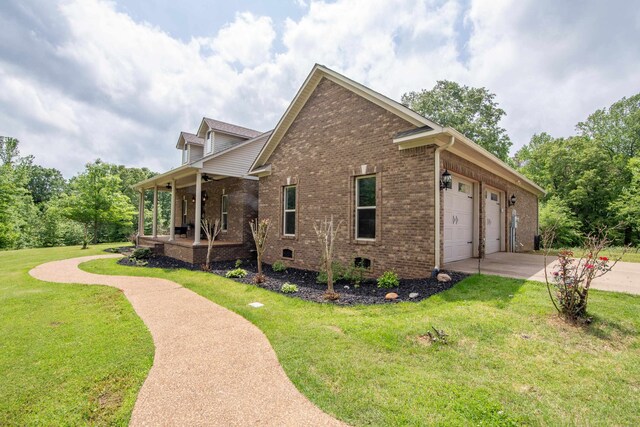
xmin=433 ymin=135 xmax=455 ymax=273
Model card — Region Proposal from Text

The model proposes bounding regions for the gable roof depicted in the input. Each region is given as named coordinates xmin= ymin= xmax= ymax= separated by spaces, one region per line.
xmin=176 ymin=132 xmax=203 ymax=149
xmin=250 ymin=64 xmax=441 ymax=171
xmin=250 ymin=63 xmax=545 ymax=196
xmin=196 ymin=117 xmax=263 ymax=139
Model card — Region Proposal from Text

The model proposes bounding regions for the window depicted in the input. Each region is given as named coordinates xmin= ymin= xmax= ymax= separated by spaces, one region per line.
xmin=205 ymin=131 xmax=213 ymax=154
xmin=182 ymin=145 xmax=188 ymax=164
xmin=458 ymin=182 xmax=469 ymax=193
xmin=490 ymin=192 xmax=498 ymax=202
xmin=354 ymin=257 xmax=371 ymax=269
xmin=282 ymin=248 xmax=293 ymax=259
xmin=181 ymin=197 xmax=187 ymax=225
xmin=221 ymin=194 xmax=228 ymax=231
xmin=283 ymin=185 xmax=296 ymax=236
xmin=356 ymin=176 xmax=376 ymax=240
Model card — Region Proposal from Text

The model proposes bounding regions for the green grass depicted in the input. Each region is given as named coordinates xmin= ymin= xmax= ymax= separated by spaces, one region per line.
xmin=82 ymin=258 xmax=640 ymax=426
xmin=530 ymin=246 xmax=640 ymax=263
xmin=0 ymin=244 xmax=154 ymax=426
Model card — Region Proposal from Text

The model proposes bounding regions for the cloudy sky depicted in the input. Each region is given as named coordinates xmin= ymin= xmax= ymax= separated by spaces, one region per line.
xmin=1 ymin=0 xmax=639 ymax=177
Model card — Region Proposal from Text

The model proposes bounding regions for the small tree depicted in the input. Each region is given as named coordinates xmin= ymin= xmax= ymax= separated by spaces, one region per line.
xmin=543 ymin=226 xmax=627 ymax=322
xmin=250 ymin=218 xmax=270 ymax=278
xmin=314 ymin=216 xmax=343 ymax=299
xmin=201 ymin=218 xmax=221 ymax=270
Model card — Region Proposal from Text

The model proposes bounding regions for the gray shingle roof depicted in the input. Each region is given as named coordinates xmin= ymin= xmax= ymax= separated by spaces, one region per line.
xmin=394 ymin=125 xmax=434 ymax=139
xmin=203 ymin=118 xmax=262 ymax=139
xmin=181 ymin=132 xmax=204 ymax=145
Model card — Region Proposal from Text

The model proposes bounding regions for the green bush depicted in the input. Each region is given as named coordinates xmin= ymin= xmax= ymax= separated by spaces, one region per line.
xmin=235 ymin=259 xmax=243 ymax=268
xmin=377 ymin=270 xmax=399 ymax=289
xmin=280 ymin=282 xmax=298 ymax=293
xmin=131 ymin=247 xmax=152 ymax=261
xmin=344 ymin=260 xmax=368 ymax=287
xmin=225 ymin=268 xmax=248 ymax=278
xmin=272 ymin=260 xmax=287 ymax=272
xmin=539 ymin=196 xmax=583 ymax=248
xmin=316 ymin=261 xmax=347 ymax=284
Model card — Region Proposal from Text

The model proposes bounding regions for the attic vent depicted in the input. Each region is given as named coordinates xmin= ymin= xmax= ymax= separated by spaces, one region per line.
xmin=282 ymin=248 xmax=293 ymax=259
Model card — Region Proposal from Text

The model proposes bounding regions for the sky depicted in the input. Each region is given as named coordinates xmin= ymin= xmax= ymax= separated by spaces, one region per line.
xmin=1 ymin=0 xmax=639 ymax=177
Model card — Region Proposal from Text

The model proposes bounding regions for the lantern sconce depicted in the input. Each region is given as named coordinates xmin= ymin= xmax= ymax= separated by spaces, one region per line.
xmin=508 ymin=194 xmax=517 ymax=207
xmin=440 ymin=169 xmax=452 ymax=190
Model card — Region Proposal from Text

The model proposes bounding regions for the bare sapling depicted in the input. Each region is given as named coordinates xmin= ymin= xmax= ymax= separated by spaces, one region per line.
xmin=250 ymin=218 xmax=271 ymax=281
xmin=201 ymin=218 xmax=221 ymax=270
xmin=314 ymin=216 xmax=343 ymax=300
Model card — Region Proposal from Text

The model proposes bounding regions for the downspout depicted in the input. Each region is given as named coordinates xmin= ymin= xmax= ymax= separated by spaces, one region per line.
xmin=433 ymin=135 xmax=455 ymax=274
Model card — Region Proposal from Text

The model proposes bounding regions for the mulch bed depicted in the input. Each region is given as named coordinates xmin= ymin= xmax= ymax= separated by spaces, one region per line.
xmin=115 ymin=253 xmax=468 ymax=305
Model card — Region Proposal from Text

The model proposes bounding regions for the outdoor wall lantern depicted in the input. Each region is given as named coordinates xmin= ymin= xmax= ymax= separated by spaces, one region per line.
xmin=191 ymin=194 xmax=195 ymax=203
xmin=202 ymin=174 xmax=211 ymax=182
xmin=440 ymin=169 xmax=452 ymax=190
xmin=508 ymin=194 xmax=517 ymax=207
xmin=202 ymin=190 xmax=208 ymax=202
xmin=165 ymin=183 xmax=172 ymax=190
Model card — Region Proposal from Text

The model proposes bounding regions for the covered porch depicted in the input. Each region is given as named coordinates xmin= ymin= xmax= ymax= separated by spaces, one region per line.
xmin=133 ymin=164 xmax=258 ymax=265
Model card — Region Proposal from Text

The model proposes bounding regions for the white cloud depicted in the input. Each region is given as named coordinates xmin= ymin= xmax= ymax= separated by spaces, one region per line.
xmin=0 ymin=0 xmax=638 ymax=177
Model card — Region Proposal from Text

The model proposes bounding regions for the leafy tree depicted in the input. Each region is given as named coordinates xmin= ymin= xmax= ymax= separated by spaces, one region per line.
xmin=0 ymin=136 xmax=20 ymax=165
xmin=25 ymin=165 xmax=66 ymax=205
xmin=59 ymin=160 xmax=136 ymax=247
xmin=539 ymin=196 xmax=582 ymax=248
xmin=577 ymin=94 xmax=640 ymax=159
xmin=401 ymin=81 xmax=512 ymax=161
xmin=609 ymin=157 xmax=640 ymax=244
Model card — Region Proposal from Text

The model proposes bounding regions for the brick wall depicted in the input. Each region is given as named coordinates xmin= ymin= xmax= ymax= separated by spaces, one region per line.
xmin=258 ymin=77 xmax=436 ymax=279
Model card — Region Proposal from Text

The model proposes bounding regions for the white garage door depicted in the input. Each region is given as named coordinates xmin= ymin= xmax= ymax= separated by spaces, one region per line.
xmin=444 ymin=176 xmax=474 ymax=262
xmin=485 ymin=189 xmax=502 ymax=254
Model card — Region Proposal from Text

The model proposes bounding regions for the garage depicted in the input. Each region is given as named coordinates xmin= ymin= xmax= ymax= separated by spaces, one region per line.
xmin=485 ymin=188 xmax=502 ymax=254
xmin=444 ymin=175 xmax=474 ymax=262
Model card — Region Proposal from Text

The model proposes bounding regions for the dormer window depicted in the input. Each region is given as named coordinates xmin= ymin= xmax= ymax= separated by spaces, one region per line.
xmin=205 ymin=131 xmax=213 ymax=154
xmin=182 ymin=145 xmax=188 ymax=164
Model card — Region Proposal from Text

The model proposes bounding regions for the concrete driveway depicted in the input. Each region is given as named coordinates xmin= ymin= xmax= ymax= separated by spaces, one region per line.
xmin=446 ymin=252 xmax=640 ymax=295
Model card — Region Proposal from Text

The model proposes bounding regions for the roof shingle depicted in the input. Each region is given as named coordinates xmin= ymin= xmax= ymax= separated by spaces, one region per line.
xmin=203 ymin=118 xmax=262 ymax=139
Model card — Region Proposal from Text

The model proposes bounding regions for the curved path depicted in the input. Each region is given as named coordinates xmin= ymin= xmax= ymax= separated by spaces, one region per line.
xmin=30 ymin=255 xmax=345 ymax=426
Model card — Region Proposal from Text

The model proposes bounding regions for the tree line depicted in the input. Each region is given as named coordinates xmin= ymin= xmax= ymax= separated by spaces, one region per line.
xmin=0 ymin=137 xmax=170 ymax=250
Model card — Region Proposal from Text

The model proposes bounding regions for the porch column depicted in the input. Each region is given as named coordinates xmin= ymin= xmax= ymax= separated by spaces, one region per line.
xmin=138 ymin=189 xmax=145 ymax=236
xmin=169 ymin=179 xmax=176 ymax=242
xmin=193 ymin=172 xmax=202 ymax=246
xmin=152 ymin=185 xmax=158 ymax=238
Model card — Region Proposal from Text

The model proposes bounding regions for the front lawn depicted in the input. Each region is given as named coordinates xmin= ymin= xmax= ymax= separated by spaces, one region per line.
xmin=83 ymin=258 xmax=640 ymax=426
xmin=0 ymin=245 xmax=153 ymax=426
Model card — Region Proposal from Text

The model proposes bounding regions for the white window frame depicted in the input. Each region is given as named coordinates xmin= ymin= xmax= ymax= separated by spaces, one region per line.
xmin=283 ymin=185 xmax=296 ymax=236
xmin=182 ymin=145 xmax=188 ymax=164
xmin=205 ymin=131 xmax=213 ymax=154
xmin=355 ymin=175 xmax=376 ymax=241
xmin=181 ymin=196 xmax=187 ymax=225
xmin=221 ymin=194 xmax=228 ymax=232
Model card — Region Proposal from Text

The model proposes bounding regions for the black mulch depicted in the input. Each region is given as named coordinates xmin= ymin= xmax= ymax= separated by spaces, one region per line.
xmin=116 ymin=254 xmax=468 ymax=305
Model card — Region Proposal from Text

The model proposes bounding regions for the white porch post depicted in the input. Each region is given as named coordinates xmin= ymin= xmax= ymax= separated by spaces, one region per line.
xmin=152 ymin=185 xmax=158 ymax=238
xmin=169 ymin=179 xmax=176 ymax=242
xmin=193 ymin=172 xmax=202 ymax=246
xmin=138 ymin=189 xmax=145 ymax=236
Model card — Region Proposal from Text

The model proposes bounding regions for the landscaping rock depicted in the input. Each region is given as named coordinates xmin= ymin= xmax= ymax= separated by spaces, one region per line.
xmin=437 ymin=273 xmax=452 ymax=282
xmin=385 ymin=292 xmax=399 ymax=300
xmin=344 ymin=285 xmax=350 ymax=290
xmin=409 ymin=292 xmax=419 ymax=299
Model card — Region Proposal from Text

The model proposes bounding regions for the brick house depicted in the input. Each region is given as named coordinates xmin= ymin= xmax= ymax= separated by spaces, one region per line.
xmin=248 ymin=65 xmax=544 ymax=279
xmin=132 ymin=118 xmax=269 ymax=265
xmin=133 ymin=64 xmax=543 ymax=278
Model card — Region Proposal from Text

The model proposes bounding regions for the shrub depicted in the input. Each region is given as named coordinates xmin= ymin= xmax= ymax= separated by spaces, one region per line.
xmin=344 ymin=259 xmax=368 ymax=287
xmin=235 ymin=259 xmax=243 ymax=268
xmin=280 ymin=282 xmax=298 ymax=293
xmin=316 ymin=261 xmax=347 ymax=284
xmin=377 ymin=270 xmax=399 ymax=289
xmin=539 ymin=197 xmax=582 ymax=248
xmin=225 ymin=268 xmax=248 ymax=278
xmin=135 ymin=259 xmax=148 ymax=267
xmin=130 ymin=247 xmax=152 ymax=261
xmin=543 ymin=227 xmax=627 ymax=321
xmin=272 ymin=260 xmax=287 ymax=272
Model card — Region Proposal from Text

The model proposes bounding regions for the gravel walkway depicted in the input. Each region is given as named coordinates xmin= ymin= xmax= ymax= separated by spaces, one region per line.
xmin=29 ymin=255 xmax=345 ymax=426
